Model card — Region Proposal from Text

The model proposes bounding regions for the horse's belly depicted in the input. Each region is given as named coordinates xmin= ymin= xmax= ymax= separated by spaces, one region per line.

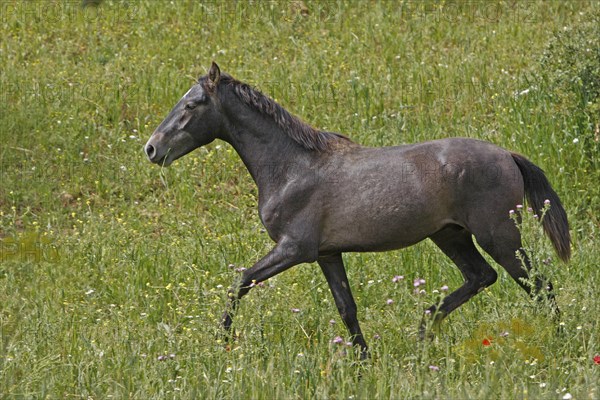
xmin=319 ymin=208 xmax=446 ymax=254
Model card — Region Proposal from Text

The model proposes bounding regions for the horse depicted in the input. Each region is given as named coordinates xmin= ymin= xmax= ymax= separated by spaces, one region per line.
xmin=144 ymin=62 xmax=570 ymax=359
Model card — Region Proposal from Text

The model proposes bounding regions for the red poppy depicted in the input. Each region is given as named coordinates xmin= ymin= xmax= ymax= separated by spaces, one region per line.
xmin=482 ymin=337 xmax=493 ymax=346
xmin=594 ymin=355 xmax=600 ymax=365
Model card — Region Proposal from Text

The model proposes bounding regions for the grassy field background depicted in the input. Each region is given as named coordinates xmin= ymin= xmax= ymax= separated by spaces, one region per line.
xmin=1 ymin=1 xmax=599 ymax=398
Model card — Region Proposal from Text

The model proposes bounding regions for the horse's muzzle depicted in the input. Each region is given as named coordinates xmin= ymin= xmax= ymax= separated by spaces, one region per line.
xmin=145 ymin=143 xmax=157 ymax=161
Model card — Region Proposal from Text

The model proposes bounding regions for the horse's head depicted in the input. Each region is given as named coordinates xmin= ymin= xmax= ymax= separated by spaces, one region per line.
xmin=145 ymin=62 xmax=223 ymax=166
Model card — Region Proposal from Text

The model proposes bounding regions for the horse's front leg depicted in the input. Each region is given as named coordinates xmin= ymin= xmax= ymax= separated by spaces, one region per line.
xmin=318 ymin=253 xmax=369 ymax=359
xmin=220 ymin=239 xmax=315 ymax=338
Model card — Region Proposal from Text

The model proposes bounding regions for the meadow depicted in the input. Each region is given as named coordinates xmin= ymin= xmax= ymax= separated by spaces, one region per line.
xmin=1 ymin=1 xmax=599 ymax=398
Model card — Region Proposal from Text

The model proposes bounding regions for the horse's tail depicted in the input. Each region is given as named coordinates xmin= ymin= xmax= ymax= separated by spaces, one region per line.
xmin=511 ymin=153 xmax=571 ymax=262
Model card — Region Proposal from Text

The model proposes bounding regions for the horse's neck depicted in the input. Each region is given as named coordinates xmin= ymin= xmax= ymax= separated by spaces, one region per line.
xmin=219 ymin=97 xmax=314 ymax=190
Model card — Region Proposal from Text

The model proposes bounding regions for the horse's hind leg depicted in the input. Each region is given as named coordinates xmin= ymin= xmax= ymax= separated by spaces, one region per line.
xmin=421 ymin=225 xmax=498 ymax=338
xmin=474 ymin=220 xmax=560 ymax=317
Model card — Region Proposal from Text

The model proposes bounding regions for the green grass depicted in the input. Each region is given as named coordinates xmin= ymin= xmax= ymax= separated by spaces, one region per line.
xmin=1 ymin=1 xmax=599 ymax=398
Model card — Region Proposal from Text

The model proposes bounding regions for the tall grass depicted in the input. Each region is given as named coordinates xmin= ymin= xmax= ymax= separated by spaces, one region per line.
xmin=1 ymin=1 xmax=599 ymax=398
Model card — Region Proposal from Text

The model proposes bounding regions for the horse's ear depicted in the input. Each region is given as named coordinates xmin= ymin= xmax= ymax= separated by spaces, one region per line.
xmin=208 ymin=62 xmax=221 ymax=91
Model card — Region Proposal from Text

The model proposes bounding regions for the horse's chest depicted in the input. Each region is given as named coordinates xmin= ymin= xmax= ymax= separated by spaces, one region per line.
xmin=258 ymin=197 xmax=285 ymax=240
xmin=257 ymin=188 xmax=313 ymax=242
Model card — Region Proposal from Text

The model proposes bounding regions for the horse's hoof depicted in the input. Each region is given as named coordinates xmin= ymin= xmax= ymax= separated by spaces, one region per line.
xmin=359 ymin=349 xmax=370 ymax=361
xmin=418 ymin=322 xmax=436 ymax=341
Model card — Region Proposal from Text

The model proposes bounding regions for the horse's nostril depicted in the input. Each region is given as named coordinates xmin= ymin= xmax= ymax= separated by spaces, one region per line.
xmin=146 ymin=144 xmax=156 ymax=159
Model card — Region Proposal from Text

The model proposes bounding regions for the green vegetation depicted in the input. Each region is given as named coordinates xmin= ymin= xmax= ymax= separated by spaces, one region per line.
xmin=1 ymin=1 xmax=599 ymax=398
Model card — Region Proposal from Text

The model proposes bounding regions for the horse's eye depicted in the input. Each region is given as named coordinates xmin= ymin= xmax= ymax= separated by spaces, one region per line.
xmin=185 ymin=102 xmax=197 ymax=110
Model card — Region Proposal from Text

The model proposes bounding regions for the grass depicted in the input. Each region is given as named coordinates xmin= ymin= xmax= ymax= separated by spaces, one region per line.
xmin=1 ymin=1 xmax=599 ymax=398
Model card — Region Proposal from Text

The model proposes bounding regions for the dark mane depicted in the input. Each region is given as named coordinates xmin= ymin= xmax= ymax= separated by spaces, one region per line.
xmin=200 ymin=73 xmax=352 ymax=152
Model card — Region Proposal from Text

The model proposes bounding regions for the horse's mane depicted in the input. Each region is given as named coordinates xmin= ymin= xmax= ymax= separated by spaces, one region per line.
xmin=200 ymin=73 xmax=352 ymax=152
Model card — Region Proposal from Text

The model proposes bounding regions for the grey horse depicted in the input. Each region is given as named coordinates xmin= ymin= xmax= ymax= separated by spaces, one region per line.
xmin=145 ymin=62 xmax=570 ymax=358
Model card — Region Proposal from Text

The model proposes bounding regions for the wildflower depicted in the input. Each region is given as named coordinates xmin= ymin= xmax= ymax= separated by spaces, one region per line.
xmin=386 ymin=299 xmax=394 ymax=305
xmin=413 ymin=278 xmax=426 ymax=287
xmin=593 ymin=355 xmax=600 ymax=365
xmin=563 ymin=393 xmax=573 ymax=400
xmin=291 ymin=308 xmax=300 ymax=313
xmin=500 ymin=331 xmax=509 ymax=337
xmin=482 ymin=337 xmax=493 ymax=346
xmin=373 ymin=334 xmax=381 ymax=340
xmin=329 ymin=319 xmax=336 ymax=325
xmin=440 ymin=285 xmax=449 ymax=291
xmin=429 ymin=365 xmax=440 ymax=372
xmin=345 ymin=341 xmax=353 ymax=347
xmin=509 ymin=210 xmax=515 ymax=215
xmin=516 ymin=204 xmax=523 ymax=210
xmin=392 ymin=275 xmax=404 ymax=283
xmin=157 ymin=355 xmax=168 ymax=361
xmin=544 ymin=199 xmax=551 ymax=206
xmin=332 ymin=336 xmax=344 ymax=344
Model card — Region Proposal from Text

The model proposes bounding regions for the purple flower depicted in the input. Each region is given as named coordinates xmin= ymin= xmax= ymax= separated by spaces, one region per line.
xmin=533 ymin=214 xmax=539 ymax=219
xmin=413 ymin=278 xmax=426 ymax=287
xmin=373 ymin=334 xmax=381 ymax=340
xmin=157 ymin=355 xmax=168 ymax=361
xmin=332 ymin=336 xmax=344 ymax=344
xmin=329 ymin=319 xmax=336 ymax=325
xmin=424 ymin=309 xmax=431 ymax=315
xmin=392 ymin=275 xmax=404 ymax=283
xmin=544 ymin=199 xmax=551 ymax=206
xmin=509 ymin=210 xmax=515 ymax=215
xmin=516 ymin=204 xmax=523 ymax=210
xmin=429 ymin=365 xmax=440 ymax=371
xmin=440 ymin=285 xmax=449 ymax=291
xmin=291 ymin=308 xmax=300 ymax=313
xmin=527 ymin=207 xmax=533 ymax=213
xmin=386 ymin=298 xmax=394 ymax=305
